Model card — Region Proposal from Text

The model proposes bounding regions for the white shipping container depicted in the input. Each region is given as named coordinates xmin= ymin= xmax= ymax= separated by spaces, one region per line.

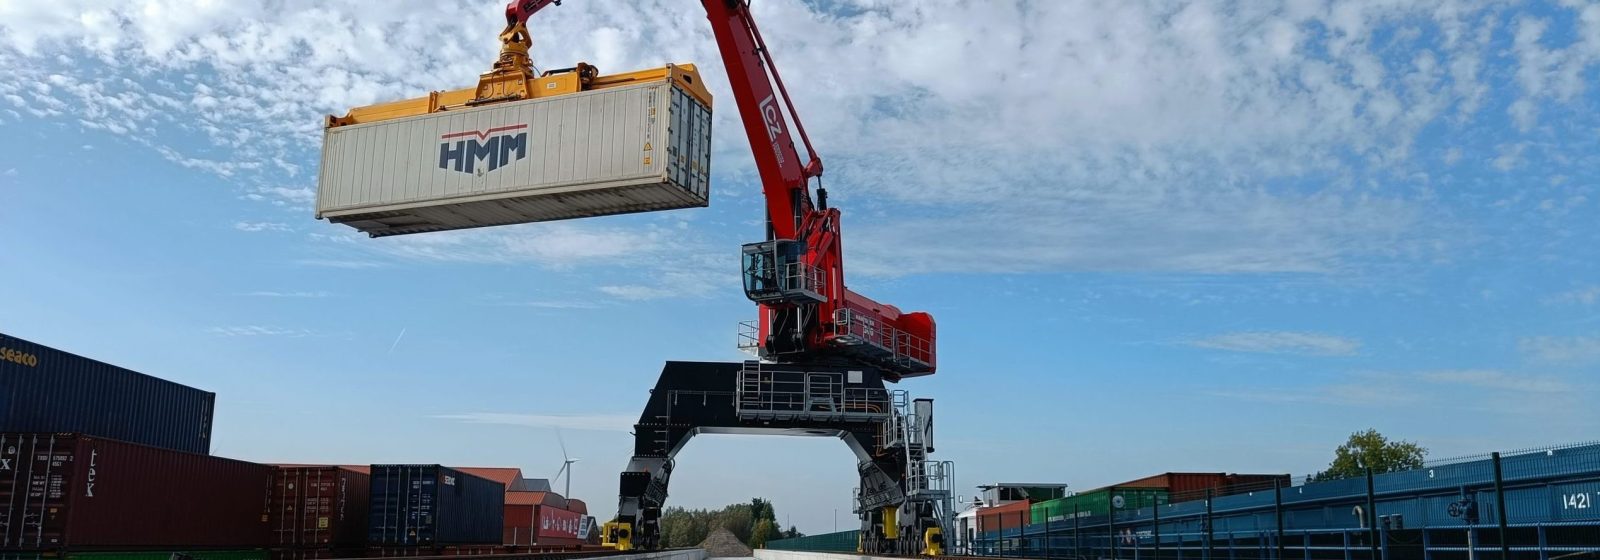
xmin=317 ymin=81 xmax=711 ymax=237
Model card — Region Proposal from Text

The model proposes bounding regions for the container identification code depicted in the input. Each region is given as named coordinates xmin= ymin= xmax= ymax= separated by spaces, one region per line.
xmin=0 ymin=347 xmax=38 ymax=367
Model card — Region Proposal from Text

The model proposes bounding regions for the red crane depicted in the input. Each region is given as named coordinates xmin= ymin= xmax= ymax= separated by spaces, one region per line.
xmin=506 ymin=0 xmax=937 ymax=380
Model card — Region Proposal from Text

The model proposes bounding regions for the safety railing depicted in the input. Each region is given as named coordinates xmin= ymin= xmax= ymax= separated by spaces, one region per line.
xmin=736 ymin=320 xmax=760 ymax=355
xmin=830 ymin=308 xmax=934 ymax=370
xmin=734 ymin=362 xmax=891 ymax=422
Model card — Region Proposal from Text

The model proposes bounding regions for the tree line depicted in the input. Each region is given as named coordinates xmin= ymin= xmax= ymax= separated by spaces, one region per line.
xmin=658 ymin=497 xmax=805 ymax=548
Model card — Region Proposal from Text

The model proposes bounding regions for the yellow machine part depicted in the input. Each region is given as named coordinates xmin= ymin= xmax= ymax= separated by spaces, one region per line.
xmin=882 ymin=507 xmax=899 ymax=540
xmin=923 ymin=527 xmax=944 ymax=556
xmin=601 ymin=520 xmax=634 ymax=551
xmin=327 ymin=14 xmax=710 ymax=129
xmin=326 ymin=63 xmax=712 ymax=128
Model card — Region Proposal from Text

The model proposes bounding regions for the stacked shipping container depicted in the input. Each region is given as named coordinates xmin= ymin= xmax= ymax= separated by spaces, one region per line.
xmin=976 ymin=501 xmax=1033 ymax=535
xmin=367 ymin=465 xmax=504 ymax=549
xmin=0 ymin=332 xmax=215 ymax=454
xmin=0 ymin=433 xmax=273 ymax=553
xmin=1120 ymin=472 xmax=1292 ymax=501
xmin=270 ymin=466 xmax=371 ymax=555
xmin=1029 ymin=487 xmax=1169 ymax=524
xmin=502 ymin=493 xmax=583 ymax=547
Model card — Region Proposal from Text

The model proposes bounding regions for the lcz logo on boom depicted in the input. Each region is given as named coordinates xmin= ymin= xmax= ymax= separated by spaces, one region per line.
xmin=439 ymin=124 xmax=528 ymax=175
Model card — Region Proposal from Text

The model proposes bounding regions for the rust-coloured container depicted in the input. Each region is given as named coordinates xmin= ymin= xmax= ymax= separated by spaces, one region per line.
xmin=0 ymin=432 xmax=272 ymax=551
xmin=975 ymin=501 xmax=1032 ymax=534
xmin=270 ymin=466 xmax=371 ymax=549
xmin=1118 ymin=472 xmax=1291 ymax=502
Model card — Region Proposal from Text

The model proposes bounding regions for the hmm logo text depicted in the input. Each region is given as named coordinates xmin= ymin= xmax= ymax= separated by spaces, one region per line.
xmin=439 ymin=124 xmax=528 ymax=174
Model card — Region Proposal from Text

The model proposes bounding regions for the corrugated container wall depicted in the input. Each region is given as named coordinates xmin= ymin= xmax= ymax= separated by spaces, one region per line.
xmin=535 ymin=506 xmax=582 ymax=544
xmin=1117 ymin=472 xmax=1292 ymax=503
xmin=368 ymin=465 xmax=504 ymax=546
xmin=976 ymin=501 xmax=1032 ymax=533
xmin=1029 ymin=488 xmax=1169 ymax=525
xmin=0 ymin=433 xmax=272 ymax=551
xmin=318 ymin=80 xmax=712 ymax=237
xmin=0 ymin=333 xmax=215 ymax=454
xmin=271 ymin=466 xmax=371 ymax=549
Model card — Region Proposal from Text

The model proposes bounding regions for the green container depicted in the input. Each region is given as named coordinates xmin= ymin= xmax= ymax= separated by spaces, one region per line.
xmin=64 ymin=551 xmax=269 ymax=560
xmin=766 ymin=529 xmax=861 ymax=552
xmin=1030 ymin=487 xmax=1168 ymax=524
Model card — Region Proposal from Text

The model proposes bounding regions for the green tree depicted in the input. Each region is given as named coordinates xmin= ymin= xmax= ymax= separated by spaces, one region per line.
xmin=1312 ymin=429 xmax=1427 ymax=481
xmin=750 ymin=519 xmax=777 ymax=549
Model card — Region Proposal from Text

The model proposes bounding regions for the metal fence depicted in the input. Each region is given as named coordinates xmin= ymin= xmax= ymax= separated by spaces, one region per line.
xmin=963 ymin=442 xmax=1600 ymax=560
xmin=766 ymin=529 xmax=861 ymax=552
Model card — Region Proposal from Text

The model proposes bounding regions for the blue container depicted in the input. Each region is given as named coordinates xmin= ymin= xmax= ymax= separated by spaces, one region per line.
xmin=0 ymin=332 xmax=215 ymax=454
xmin=368 ymin=465 xmax=504 ymax=546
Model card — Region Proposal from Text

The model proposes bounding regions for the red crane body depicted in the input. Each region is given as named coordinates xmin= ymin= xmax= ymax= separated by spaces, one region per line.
xmin=507 ymin=0 xmax=935 ymax=380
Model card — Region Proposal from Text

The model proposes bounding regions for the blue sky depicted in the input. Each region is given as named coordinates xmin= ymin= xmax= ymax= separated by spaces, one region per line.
xmin=2 ymin=0 xmax=1598 ymax=535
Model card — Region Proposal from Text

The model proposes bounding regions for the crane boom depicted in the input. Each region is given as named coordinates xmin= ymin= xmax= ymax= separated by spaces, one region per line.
xmin=703 ymin=1 xmax=936 ymax=379
xmin=498 ymin=1 xmax=935 ymax=379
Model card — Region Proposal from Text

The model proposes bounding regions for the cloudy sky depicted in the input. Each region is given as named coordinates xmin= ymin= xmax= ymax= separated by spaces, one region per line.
xmin=2 ymin=0 xmax=1598 ymax=535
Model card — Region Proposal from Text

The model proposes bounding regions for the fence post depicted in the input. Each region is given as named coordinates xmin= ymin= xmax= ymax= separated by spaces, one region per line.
xmin=1154 ymin=498 xmax=1162 ymax=560
xmin=1275 ymin=479 xmax=1285 ymax=560
xmin=1205 ymin=489 xmax=1215 ymax=560
xmin=1493 ymin=452 xmax=1509 ymax=560
xmin=1075 ymin=504 xmax=1082 ymax=560
xmin=1366 ymin=469 xmax=1379 ymax=560
xmin=1047 ymin=514 xmax=1053 ymax=560
xmin=1023 ymin=509 xmax=1030 ymax=558
xmin=1112 ymin=500 xmax=1120 ymax=560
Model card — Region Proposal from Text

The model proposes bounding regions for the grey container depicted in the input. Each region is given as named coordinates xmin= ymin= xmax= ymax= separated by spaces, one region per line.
xmin=0 ymin=332 xmax=215 ymax=454
xmin=316 ymin=80 xmax=712 ymax=237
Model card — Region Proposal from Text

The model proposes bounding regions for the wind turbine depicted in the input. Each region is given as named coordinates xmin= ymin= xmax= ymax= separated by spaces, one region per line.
xmin=554 ymin=427 xmax=580 ymax=499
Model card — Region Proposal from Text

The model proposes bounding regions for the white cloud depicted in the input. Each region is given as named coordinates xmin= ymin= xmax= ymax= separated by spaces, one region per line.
xmin=244 ymin=186 xmax=315 ymax=209
xmin=1549 ymin=286 xmax=1600 ymax=306
xmin=311 ymin=222 xmax=734 ymax=300
xmin=2 ymin=168 xmax=14 ymax=177
xmin=292 ymin=258 xmax=386 ymax=269
xmin=244 ymin=290 xmax=331 ymax=298
xmin=1520 ymin=335 xmax=1600 ymax=364
xmin=1207 ymin=383 xmax=1416 ymax=407
xmin=234 ymin=221 xmax=292 ymax=232
xmin=1189 ymin=331 xmax=1361 ymax=356
xmin=1418 ymin=370 xmax=1570 ymax=393
xmin=207 ymin=325 xmax=318 ymax=337
xmin=0 ymin=0 xmax=1595 ymax=277
xmin=433 ymin=412 xmax=635 ymax=432
xmin=1492 ymin=142 xmax=1527 ymax=171
xmin=337 ymin=222 xmax=664 ymax=268
xmin=492 ymin=300 xmax=603 ymax=310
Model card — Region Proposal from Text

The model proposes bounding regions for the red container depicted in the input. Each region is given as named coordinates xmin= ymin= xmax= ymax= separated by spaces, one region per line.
xmin=270 ymin=466 xmax=371 ymax=549
xmin=1119 ymin=472 xmax=1291 ymax=502
xmin=505 ymin=501 xmax=537 ymax=546
xmin=975 ymin=501 xmax=1031 ymax=534
xmin=504 ymin=492 xmax=581 ymax=546
xmin=536 ymin=506 xmax=582 ymax=541
xmin=0 ymin=432 xmax=272 ymax=551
